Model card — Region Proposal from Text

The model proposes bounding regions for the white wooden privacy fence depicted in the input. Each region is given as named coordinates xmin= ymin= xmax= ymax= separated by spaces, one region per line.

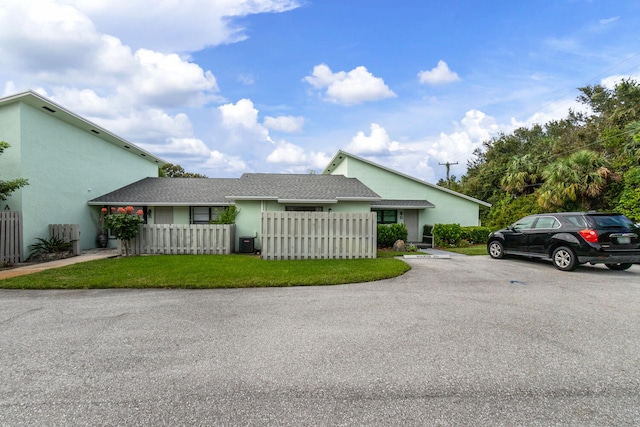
xmin=261 ymin=212 xmax=377 ymax=260
xmin=123 ymin=224 xmax=235 ymax=255
xmin=49 ymin=224 xmax=80 ymax=256
xmin=1 ymin=212 xmax=22 ymax=264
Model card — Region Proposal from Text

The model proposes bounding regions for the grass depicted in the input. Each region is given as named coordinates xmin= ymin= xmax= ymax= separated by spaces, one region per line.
xmin=376 ymin=249 xmax=421 ymax=258
xmin=0 ymin=254 xmax=411 ymax=289
xmin=437 ymin=244 xmax=488 ymax=256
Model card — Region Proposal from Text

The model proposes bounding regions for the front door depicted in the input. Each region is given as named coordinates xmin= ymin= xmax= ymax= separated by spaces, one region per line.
xmin=404 ymin=210 xmax=419 ymax=242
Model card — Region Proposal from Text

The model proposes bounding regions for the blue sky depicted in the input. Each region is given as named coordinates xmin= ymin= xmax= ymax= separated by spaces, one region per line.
xmin=2 ymin=1 xmax=639 ymax=183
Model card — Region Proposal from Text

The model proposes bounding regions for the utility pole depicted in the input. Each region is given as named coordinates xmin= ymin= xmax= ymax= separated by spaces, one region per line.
xmin=439 ymin=161 xmax=458 ymax=188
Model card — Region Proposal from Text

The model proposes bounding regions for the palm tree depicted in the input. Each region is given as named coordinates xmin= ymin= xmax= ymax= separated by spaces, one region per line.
xmin=500 ymin=154 xmax=541 ymax=196
xmin=537 ymin=150 xmax=616 ymax=211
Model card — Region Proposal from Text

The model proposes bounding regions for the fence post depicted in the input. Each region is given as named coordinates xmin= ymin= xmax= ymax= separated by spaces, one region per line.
xmin=1 ymin=212 xmax=23 ymax=264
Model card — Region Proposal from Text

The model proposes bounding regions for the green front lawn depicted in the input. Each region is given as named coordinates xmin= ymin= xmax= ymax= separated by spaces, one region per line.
xmin=437 ymin=244 xmax=488 ymax=256
xmin=0 ymin=254 xmax=411 ymax=289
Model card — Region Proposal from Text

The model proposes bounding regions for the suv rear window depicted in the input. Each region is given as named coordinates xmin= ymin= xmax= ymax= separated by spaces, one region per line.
xmin=590 ymin=215 xmax=634 ymax=228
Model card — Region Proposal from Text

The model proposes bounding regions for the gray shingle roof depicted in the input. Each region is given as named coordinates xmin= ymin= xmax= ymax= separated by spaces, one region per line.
xmin=229 ymin=174 xmax=380 ymax=201
xmin=89 ymin=174 xmax=380 ymax=205
xmin=88 ymin=177 xmax=239 ymax=205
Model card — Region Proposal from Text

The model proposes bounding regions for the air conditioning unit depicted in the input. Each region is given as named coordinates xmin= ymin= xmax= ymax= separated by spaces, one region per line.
xmin=238 ymin=237 xmax=255 ymax=254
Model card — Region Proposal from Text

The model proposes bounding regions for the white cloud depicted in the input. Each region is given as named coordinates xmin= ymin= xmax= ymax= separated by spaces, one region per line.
xmin=266 ymin=141 xmax=307 ymax=164
xmin=304 ymin=64 xmax=396 ymax=105
xmin=237 ymin=74 xmax=255 ymax=85
xmin=418 ymin=60 xmax=461 ymax=85
xmin=63 ymin=0 xmax=303 ymax=53
xmin=427 ymin=110 xmax=498 ymax=166
xmin=95 ymin=109 xmax=194 ymax=141
xmin=263 ymin=115 xmax=304 ymax=133
xmin=218 ymin=98 xmax=274 ymax=144
xmin=599 ymin=17 xmax=619 ymax=25
xmin=146 ymin=138 xmax=212 ymax=157
xmin=266 ymin=141 xmax=331 ymax=172
xmin=133 ymin=49 xmax=219 ymax=107
xmin=0 ymin=1 xmax=222 ymax=112
xmin=600 ymin=69 xmax=640 ymax=89
xmin=345 ymin=123 xmax=401 ymax=155
xmin=219 ymin=98 xmax=260 ymax=128
xmin=51 ymin=88 xmax=117 ymax=117
xmin=203 ymin=150 xmax=247 ymax=173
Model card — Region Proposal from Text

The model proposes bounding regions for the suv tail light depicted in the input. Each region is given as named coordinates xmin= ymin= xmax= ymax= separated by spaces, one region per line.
xmin=579 ymin=229 xmax=599 ymax=243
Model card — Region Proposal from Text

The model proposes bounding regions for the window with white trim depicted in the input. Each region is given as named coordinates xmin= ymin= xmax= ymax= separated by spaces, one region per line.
xmin=191 ymin=206 xmax=226 ymax=224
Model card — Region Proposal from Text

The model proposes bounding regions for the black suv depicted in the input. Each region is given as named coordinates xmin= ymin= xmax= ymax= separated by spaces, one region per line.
xmin=487 ymin=212 xmax=640 ymax=271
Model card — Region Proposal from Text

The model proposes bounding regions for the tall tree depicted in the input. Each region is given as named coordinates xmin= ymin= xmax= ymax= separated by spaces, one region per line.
xmin=159 ymin=163 xmax=208 ymax=178
xmin=0 ymin=142 xmax=29 ymax=201
xmin=537 ymin=150 xmax=616 ymax=211
xmin=500 ymin=154 xmax=542 ymax=196
xmin=615 ymin=167 xmax=640 ymax=222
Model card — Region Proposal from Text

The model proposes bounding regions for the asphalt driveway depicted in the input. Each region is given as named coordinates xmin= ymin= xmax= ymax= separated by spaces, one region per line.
xmin=1 ymin=256 xmax=639 ymax=426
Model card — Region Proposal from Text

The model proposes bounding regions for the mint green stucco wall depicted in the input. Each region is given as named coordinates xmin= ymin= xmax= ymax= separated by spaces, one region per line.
xmin=0 ymin=103 xmax=23 ymax=211
xmin=0 ymin=102 xmax=160 ymax=255
xmin=334 ymin=156 xmax=481 ymax=227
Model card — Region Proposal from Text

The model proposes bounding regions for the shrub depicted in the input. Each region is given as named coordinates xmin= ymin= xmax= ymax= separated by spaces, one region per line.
xmin=461 ymin=226 xmax=492 ymax=244
xmin=615 ymin=167 xmax=640 ymax=222
xmin=377 ymin=223 xmax=408 ymax=248
xmin=433 ymin=223 xmax=462 ymax=247
xmin=211 ymin=206 xmax=239 ymax=224
xmin=29 ymin=236 xmax=74 ymax=256
xmin=104 ymin=206 xmax=145 ymax=256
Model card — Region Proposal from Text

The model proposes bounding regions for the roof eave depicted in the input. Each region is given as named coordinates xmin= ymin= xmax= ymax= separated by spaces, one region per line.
xmin=277 ymin=199 xmax=338 ymax=204
xmin=373 ymin=204 xmax=435 ymax=209
xmin=88 ymin=201 xmax=234 ymax=206
xmin=335 ymin=197 xmax=381 ymax=202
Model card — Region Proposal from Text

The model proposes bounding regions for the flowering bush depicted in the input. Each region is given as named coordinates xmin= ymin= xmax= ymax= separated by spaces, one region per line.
xmin=104 ymin=206 xmax=144 ymax=256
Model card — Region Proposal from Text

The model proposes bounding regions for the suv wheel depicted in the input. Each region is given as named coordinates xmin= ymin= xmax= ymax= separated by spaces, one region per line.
xmin=488 ymin=240 xmax=505 ymax=259
xmin=552 ymin=246 xmax=578 ymax=271
xmin=605 ymin=263 xmax=633 ymax=271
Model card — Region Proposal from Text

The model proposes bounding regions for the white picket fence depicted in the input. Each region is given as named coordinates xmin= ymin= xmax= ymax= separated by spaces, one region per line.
xmin=261 ymin=211 xmax=377 ymax=260
xmin=1 ymin=212 xmax=22 ymax=264
xmin=123 ymin=224 xmax=235 ymax=255
xmin=49 ymin=224 xmax=81 ymax=256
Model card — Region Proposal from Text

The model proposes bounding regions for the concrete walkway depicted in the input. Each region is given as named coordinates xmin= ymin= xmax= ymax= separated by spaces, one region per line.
xmin=420 ymin=247 xmax=467 ymax=257
xmin=0 ymin=248 xmax=118 ymax=280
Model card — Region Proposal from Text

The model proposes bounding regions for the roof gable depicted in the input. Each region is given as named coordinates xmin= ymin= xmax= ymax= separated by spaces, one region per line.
xmin=0 ymin=91 xmax=166 ymax=167
xmin=323 ymin=150 xmax=491 ymax=207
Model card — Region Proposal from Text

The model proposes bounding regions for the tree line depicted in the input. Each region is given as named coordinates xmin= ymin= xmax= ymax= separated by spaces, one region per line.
xmin=443 ymin=79 xmax=640 ymax=228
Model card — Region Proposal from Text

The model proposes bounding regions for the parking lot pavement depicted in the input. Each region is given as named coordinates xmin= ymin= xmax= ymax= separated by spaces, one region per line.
xmin=1 ymin=256 xmax=639 ymax=426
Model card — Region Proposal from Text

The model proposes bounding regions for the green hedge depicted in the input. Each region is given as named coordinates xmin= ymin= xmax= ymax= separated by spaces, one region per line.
xmin=433 ymin=224 xmax=491 ymax=247
xmin=377 ymin=223 xmax=408 ymax=248
xmin=433 ymin=223 xmax=462 ymax=247
xmin=461 ymin=226 xmax=492 ymax=244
